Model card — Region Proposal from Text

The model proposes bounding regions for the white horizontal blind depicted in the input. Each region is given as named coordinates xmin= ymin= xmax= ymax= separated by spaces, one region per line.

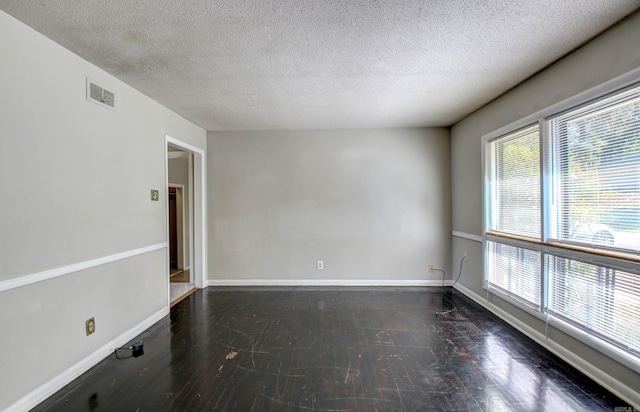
xmin=485 ymin=83 xmax=640 ymax=368
xmin=549 ymin=88 xmax=640 ymax=251
xmin=487 ymin=241 xmax=541 ymax=307
xmin=547 ymin=256 xmax=640 ymax=356
xmin=490 ymin=125 xmax=540 ymax=239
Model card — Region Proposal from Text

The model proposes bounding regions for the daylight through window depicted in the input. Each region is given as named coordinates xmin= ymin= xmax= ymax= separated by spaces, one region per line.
xmin=485 ymin=83 xmax=640 ymax=368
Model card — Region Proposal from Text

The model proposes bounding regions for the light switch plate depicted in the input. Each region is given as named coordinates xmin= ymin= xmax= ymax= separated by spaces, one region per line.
xmin=151 ymin=190 xmax=159 ymax=201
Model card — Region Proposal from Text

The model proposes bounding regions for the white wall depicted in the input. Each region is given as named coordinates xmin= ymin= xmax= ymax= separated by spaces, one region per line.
xmin=208 ymin=128 xmax=451 ymax=285
xmin=0 ymin=10 xmax=206 ymax=411
xmin=451 ymin=11 xmax=640 ymax=407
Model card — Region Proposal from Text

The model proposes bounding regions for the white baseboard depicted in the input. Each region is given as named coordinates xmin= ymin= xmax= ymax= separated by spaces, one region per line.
xmin=453 ymin=283 xmax=640 ymax=409
xmin=8 ymin=307 xmax=169 ymax=412
xmin=206 ymin=278 xmax=453 ymax=287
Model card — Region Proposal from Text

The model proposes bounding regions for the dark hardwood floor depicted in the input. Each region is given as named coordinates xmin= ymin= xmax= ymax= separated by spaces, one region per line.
xmin=33 ymin=287 xmax=630 ymax=411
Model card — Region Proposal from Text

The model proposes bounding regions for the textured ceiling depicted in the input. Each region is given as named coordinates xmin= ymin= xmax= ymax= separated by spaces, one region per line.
xmin=1 ymin=1 xmax=638 ymax=131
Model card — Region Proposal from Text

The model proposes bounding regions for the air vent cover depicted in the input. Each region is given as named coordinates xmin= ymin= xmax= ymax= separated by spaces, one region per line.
xmin=86 ymin=78 xmax=116 ymax=110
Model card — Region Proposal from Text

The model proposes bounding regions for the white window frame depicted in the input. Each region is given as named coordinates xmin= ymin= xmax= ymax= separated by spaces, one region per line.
xmin=482 ymin=70 xmax=640 ymax=373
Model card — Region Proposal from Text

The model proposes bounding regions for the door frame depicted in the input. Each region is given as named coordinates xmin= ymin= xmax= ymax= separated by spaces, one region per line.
xmin=165 ymin=135 xmax=207 ymax=302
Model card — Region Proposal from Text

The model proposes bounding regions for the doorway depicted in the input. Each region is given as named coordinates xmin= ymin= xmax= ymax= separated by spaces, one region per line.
xmin=168 ymin=187 xmax=178 ymax=270
xmin=168 ymin=185 xmax=188 ymax=274
xmin=168 ymin=149 xmax=193 ymax=304
xmin=166 ymin=136 xmax=206 ymax=305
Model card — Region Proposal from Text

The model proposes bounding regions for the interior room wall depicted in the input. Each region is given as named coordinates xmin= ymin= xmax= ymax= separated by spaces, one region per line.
xmin=0 ymin=10 xmax=206 ymax=411
xmin=207 ymin=128 xmax=451 ymax=285
xmin=450 ymin=10 xmax=640 ymax=407
xmin=168 ymin=156 xmax=191 ymax=269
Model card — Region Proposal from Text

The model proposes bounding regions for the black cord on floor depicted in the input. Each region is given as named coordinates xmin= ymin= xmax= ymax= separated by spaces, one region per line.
xmin=435 ymin=255 xmax=466 ymax=317
xmin=114 ymin=346 xmax=132 ymax=359
xmin=115 ymin=341 xmax=144 ymax=359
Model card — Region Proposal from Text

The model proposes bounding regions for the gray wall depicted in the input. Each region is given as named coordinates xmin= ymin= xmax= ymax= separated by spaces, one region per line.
xmin=0 ymin=10 xmax=206 ymax=411
xmin=208 ymin=128 xmax=451 ymax=284
xmin=451 ymin=11 xmax=640 ymax=405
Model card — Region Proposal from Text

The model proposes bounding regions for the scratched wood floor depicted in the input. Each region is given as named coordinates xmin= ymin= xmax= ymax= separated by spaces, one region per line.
xmin=33 ymin=287 xmax=629 ymax=411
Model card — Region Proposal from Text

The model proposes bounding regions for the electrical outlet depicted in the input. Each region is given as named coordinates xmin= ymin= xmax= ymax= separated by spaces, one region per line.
xmin=464 ymin=252 xmax=467 ymax=258
xmin=86 ymin=317 xmax=95 ymax=336
xmin=429 ymin=265 xmax=434 ymax=272
xmin=317 ymin=261 xmax=324 ymax=270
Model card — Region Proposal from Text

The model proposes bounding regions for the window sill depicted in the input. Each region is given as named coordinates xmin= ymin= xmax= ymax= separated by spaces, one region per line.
xmin=547 ymin=316 xmax=640 ymax=375
xmin=483 ymin=283 xmax=546 ymax=323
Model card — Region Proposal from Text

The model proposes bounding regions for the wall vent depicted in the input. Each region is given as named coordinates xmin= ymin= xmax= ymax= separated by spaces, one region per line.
xmin=86 ymin=78 xmax=116 ymax=110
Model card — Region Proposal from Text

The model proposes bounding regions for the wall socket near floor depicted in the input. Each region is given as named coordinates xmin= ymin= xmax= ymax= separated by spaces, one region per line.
xmin=86 ymin=317 xmax=96 ymax=336
xmin=429 ymin=264 xmax=434 ymax=272
xmin=317 ymin=260 xmax=324 ymax=270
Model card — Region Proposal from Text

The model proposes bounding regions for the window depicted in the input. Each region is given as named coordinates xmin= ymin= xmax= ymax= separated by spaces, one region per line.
xmin=547 ymin=256 xmax=640 ymax=357
xmin=487 ymin=241 xmax=541 ymax=308
xmin=489 ymin=125 xmax=540 ymax=239
xmin=549 ymin=87 xmax=640 ymax=251
xmin=485 ymin=83 xmax=640 ymax=367
xmin=486 ymin=125 xmax=542 ymax=307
